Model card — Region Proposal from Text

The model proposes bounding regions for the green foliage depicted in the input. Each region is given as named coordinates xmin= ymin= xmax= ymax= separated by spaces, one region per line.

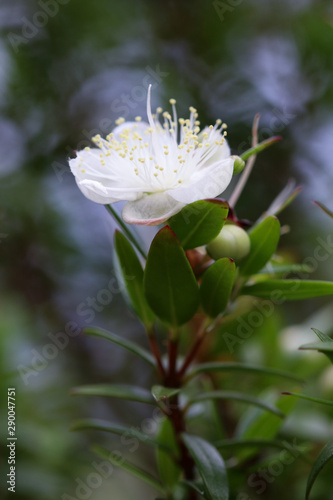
xmin=306 ymin=440 xmax=333 ymax=499
xmin=70 ymin=384 xmax=155 ymax=404
xmin=239 ymin=216 xmax=281 ymax=276
xmin=168 ymin=199 xmax=229 ymax=250
xmin=200 ymin=258 xmax=236 ymax=318
xmin=143 ymin=226 xmax=200 ymax=326
xmin=300 ymin=328 xmax=333 ymax=363
xmin=93 ymin=444 xmax=165 ymax=494
xmin=182 ymin=434 xmax=228 ymax=500
xmin=152 ymin=385 xmax=181 ymax=402
xmin=156 ymin=418 xmax=181 ymax=491
xmin=114 ymin=230 xmax=155 ymax=326
xmin=84 ymin=326 xmax=155 ymax=366
xmin=242 ymin=279 xmax=333 ymax=301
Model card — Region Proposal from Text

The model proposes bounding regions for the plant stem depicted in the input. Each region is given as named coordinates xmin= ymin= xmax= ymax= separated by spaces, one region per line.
xmin=229 ymin=114 xmax=260 ymax=208
xmin=105 ymin=204 xmax=147 ymax=259
xmin=147 ymin=329 xmax=166 ymax=378
xmin=178 ymin=319 xmax=208 ymax=379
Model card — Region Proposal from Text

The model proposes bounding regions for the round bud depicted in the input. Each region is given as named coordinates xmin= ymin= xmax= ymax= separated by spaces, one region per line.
xmin=206 ymin=224 xmax=251 ymax=261
xmin=231 ymin=155 xmax=245 ymax=175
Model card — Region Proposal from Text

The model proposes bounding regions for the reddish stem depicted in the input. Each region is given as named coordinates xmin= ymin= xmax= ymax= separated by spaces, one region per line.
xmin=148 ymin=333 xmax=166 ymax=378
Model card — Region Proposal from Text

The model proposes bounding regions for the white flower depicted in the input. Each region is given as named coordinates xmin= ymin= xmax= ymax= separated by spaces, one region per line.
xmin=69 ymin=86 xmax=235 ymax=225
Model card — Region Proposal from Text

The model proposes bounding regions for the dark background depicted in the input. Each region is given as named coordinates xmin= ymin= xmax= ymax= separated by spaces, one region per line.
xmin=0 ymin=1 xmax=333 ymax=499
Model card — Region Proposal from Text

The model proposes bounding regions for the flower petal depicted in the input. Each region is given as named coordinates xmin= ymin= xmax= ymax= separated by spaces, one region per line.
xmin=76 ymin=179 xmax=144 ymax=204
xmin=122 ymin=192 xmax=185 ymax=226
xmin=166 ymin=157 xmax=234 ymax=204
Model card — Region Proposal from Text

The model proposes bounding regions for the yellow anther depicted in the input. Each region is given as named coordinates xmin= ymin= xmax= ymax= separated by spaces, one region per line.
xmin=135 ymin=116 xmax=142 ymax=122
xmin=81 ymin=169 xmax=86 ymax=173
xmin=222 ymin=123 xmax=227 ymax=129
xmin=169 ymin=98 xmax=176 ymax=105
xmin=223 ymin=131 xmax=227 ymax=136
xmin=84 ymin=147 xmax=90 ymax=151
xmin=115 ymin=117 xmax=125 ymax=125
xmin=156 ymin=107 xmax=163 ymax=113
xmin=178 ymin=180 xmax=182 ymax=183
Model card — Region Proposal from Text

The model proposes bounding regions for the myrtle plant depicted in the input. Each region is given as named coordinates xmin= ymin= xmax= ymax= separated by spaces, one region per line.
xmin=68 ymin=86 xmax=333 ymax=500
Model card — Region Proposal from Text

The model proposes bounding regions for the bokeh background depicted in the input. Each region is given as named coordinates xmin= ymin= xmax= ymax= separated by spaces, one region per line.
xmin=0 ymin=0 xmax=333 ymax=499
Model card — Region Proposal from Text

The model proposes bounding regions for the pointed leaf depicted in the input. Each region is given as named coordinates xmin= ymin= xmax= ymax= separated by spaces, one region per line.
xmin=114 ymin=230 xmax=155 ymax=326
xmin=242 ymin=279 xmax=333 ymax=301
xmin=306 ymin=440 xmax=333 ymax=499
xmin=168 ymin=199 xmax=229 ymax=250
xmin=71 ymin=419 xmax=172 ymax=451
xmin=83 ymin=327 xmax=155 ymax=367
xmin=282 ymin=392 xmax=333 ymax=407
xmin=144 ymin=226 xmax=200 ymax=326
xmin=186 ymin=362 xmax=303 ymax=383
xmin=240 ymin=136 xmax=282 ymax=161
xmin=182 ymin=434 xmax=228 ymax=500
xmin=93 ymin=444 xmax=165 ymax=494
xmin=156 ymin=418 xmax=181 ymax=490
xmin=152 ymin=385 xmax=181 ymax=403
xmin=188 ymin=391 xmax=284 ymax=417
xmin=312 ymin=328 xmax=333 ymax=343
xmin=239 ymin=216 xmax=280 ymax=276
xmin=200 ymin=258 xmax=236 ymax=317
xmin=300 ymin=341 xmax=333 ymax=364
xmin=70 ymin=384 xmax=155 ymax=405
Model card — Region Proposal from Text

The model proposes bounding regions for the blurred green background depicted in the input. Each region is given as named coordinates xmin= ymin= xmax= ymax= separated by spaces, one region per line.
xmin=0 ymin=0 xmax=333 ymax=499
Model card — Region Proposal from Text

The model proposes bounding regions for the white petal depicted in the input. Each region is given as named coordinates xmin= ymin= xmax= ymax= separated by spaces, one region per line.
xmin=166 ymin=157 xmax=234 ymax=204
xmin=77 ymin=179 xmax=144 ymax=204
xmin=122 ymin=192 xmax=185 ymax=226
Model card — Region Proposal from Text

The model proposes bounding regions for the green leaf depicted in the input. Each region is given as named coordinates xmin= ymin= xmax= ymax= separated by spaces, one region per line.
xmin=240 ymin=136 xmax=281 ymax=161
xmin=186 ymin=362 xmax=303 ymax=383
xmin=257 ymin=263 xmax=313 ymax=276
xmin=114 ymin=230 xmax=155 ymax=326
xmin=93 ymin=444 xmax=165 ymax=494
xmin=156 ymin=418 xmax=181 ymax=490
xmin=215 ymin=438 xmax=304 ymax=453
xmin=188 ymin=391 xmax=284 ymax=417
xmin=237 ymin=395 xmax=295 ymax=440
xmin=200 ymin=258 xmax=236 ymax=318
xmin=168 ymin=199 xmax=229 ymax=250
xmin=83 ymin=327 xmax=155 ymax=367
xmin=70 ymin=384 xmax=155 ymax=405
xmin=144 ymin=226 xmax=200 ymax=326
xmin=181 ymin=481 xmax=205 ymax=496
xmin=152 ymin=385 xmax=181 ymax=403
xmin=71 ymin=418 xmax=172 ymax=451
xmin=242 ymin=279 xmax=333 ymax=301
xmin=239 ymin=216 xmax=280 ymax=276
xmin=306 ymin=440 xmax=333 ymax=499
xmin=182 ymin=434 xmax=228 ymax=500
xmin=312 ymin=328 xmax=333 ymax=343
xmin=282 ymin=392 xmax=333 ymax=407
xmin=300 ymin=329 xmax=333 ymax=363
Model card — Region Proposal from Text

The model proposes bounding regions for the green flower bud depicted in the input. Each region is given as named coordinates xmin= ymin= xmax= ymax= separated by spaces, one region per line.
xmin=206 ymin=224 xmax=251 ymax=261
xmin=232 ymin=155 xmax=246 ymax=175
